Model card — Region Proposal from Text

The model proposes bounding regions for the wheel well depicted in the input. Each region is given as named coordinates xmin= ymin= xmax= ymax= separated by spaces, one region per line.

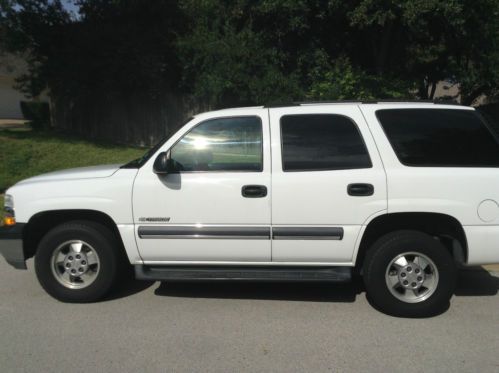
xmin=355 ymin=212 xmax=467 ymax=271
xmin=23 ymin=210 xmax=125 ymax=259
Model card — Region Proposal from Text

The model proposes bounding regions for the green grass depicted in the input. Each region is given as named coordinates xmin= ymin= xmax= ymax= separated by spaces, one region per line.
xmin=0 ymin=129 xmax=145 ymax=193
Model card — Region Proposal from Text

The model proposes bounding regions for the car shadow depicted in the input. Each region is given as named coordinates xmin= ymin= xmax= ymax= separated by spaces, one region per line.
xmin=454 ymin=267 xmax=499 ymax=296
xmin=151 ymin=268 xmax=498 ymax=303
xmin=104 ymin=277 xmax=156 ymax=301
xmin=101 ymin=267 xmax=498 ymax=303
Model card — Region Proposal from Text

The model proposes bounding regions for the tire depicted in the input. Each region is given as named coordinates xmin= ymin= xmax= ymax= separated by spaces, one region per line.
xmin=363 ymin=230 xmax=457 ymax=317
xmin=35 ymin=221 xmax=121 ymax=303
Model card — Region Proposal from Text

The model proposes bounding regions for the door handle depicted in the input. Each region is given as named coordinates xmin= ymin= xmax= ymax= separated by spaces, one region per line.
xmin=242 ymin=185 xmax=267 ymax=198
xmin=347 ymin=183 xmax=374 ymax=196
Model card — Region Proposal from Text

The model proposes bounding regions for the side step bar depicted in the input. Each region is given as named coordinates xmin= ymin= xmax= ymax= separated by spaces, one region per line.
xmin=135 ymin=265 xmax=352 ymax=282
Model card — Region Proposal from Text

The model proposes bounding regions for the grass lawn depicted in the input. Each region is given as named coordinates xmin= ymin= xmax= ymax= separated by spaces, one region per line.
xmin=0 ymin=129 xmax=145 ymax=220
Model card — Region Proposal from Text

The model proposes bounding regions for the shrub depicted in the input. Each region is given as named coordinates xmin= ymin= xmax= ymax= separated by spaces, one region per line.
xmin=20 ymin=101 xmax=51 ymax=130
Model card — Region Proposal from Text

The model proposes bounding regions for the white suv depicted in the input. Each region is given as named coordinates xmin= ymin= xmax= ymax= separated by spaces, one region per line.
xmin=2 ymin=102 xmax=499 ymax=316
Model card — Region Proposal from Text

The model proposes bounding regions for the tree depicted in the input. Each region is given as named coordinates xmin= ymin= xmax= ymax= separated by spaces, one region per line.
xmin=1 ymin=0 xmax=498 ymax=143
xmin=1 ymin=0 xmax=71 ymax=97
xmin=178 ymin=0 xmax=499 ymax=105
xmin=1 ymin=0 xmax=187 ymax=144
xmin=177 ymin=0 xmax=303 ymax=107
xmin=2 ymin=0 xmax=183 ymax=98
xmin=336 ymin=0 xmax=499 ymax=102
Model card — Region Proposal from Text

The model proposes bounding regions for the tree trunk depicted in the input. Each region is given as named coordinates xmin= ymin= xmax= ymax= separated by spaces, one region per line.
xmin=373 ymin=22 xmax=394 ymax=74
xmin=429 ymin=81 xmax=437 ymax=100
xmin=418 ymin=78 xmax=429 ymax=100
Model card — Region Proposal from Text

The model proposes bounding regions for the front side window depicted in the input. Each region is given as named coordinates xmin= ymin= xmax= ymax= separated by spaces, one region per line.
xmin=376 ymin=109 xmax=499 ymax=167
xmin=170 ymin=116 xmax=263 ymax=172
xmin=280 ymin=114 xmax=372 ymax=171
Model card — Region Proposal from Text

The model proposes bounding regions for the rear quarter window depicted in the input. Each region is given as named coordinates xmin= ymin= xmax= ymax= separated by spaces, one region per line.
xmin=376 ymin=109 xmax=499 ymax=167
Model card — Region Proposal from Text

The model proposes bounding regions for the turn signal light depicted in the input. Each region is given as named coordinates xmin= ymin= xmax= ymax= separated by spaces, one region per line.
xmin=3 ymin=216 xmax=16 ymax=226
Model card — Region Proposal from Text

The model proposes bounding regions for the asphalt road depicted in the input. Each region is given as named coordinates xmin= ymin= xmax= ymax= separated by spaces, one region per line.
xmin=0 ymin=259 xmax=498 ymax=372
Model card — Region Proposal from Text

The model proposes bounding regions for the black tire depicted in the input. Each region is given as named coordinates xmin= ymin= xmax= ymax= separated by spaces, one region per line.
xmin=35 ymin=221 xmax=121 ymax=303
xmin=363 ymin=230 xmax=457 ymax=317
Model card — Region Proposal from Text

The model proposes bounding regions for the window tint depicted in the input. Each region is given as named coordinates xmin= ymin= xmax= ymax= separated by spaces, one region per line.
xmin=280 ymin=114 xmax=372 ymax=171
xmin=376 ymin=109 xmax=499 ymax=167
xmin=170 ymin=116 xmax=262 ymax=172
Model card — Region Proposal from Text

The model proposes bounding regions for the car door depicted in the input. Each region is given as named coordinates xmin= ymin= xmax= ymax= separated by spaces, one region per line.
xmin=133 ymin=109 xmax=271 ymax=262
xmin=269 ymin=105 xmax=387 ymax=264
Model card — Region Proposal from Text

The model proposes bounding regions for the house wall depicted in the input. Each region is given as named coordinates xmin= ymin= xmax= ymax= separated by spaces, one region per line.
xmin=0 ymin=75 xmax=26 ymax=119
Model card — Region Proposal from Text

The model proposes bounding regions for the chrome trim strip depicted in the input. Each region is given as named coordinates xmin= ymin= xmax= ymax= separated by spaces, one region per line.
xmin=138 ymin=226 xmax=344 ymax=240
xmin=138 ymin=226 xmax=271 ymax=239
xmin=272 ymin=235 xmax=342 ymax=240
xmin=140 ymin=235 xmax=269 ymax=240
xmin=272 ymin=227 xmax=344 ymax=240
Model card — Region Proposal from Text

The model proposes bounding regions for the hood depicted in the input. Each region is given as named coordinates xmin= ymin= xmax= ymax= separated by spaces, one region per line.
xmin=16 ymin=164 xmax=122 ymax=185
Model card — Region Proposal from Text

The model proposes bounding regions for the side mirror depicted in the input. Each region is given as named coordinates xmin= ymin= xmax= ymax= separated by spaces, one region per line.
xmin=153 ymin=151 xmax=172 ymax=174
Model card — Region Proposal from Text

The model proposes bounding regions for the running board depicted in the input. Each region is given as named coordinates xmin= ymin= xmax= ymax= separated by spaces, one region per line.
xmin=135 ymin=265 xmax=352 ymax=282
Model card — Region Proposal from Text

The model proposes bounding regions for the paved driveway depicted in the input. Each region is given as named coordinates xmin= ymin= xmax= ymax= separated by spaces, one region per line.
xmin=0 ymin=259 xmax=498 ymax=372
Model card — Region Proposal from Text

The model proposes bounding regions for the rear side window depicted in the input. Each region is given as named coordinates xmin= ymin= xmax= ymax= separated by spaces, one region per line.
xmin=376 ymin=109 xmax=499 ymax=167
xmin=280 ymin=114 xmax=372 ymax=171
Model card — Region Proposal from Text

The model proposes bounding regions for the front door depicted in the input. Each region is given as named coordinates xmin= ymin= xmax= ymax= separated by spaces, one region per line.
xmin=269 ymin=105 xmax=387 ymax=264
xmin=133 ymin=109 xmax=271 ymax=263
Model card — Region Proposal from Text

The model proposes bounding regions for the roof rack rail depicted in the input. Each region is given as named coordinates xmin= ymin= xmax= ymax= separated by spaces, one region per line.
xmin=265 ymin=100 xmax=364 ymax=108
xmin=295 ymin=100 xmax=363 ymax=105
xmin=363 ymin=99 xmax=462 ymax=105
xmin=264 ymin=103 xmax=299 ymax=108
xmin=264 ymin=99 xmax=462 ymax=108
xmin=361 ymin=99 xmax=434 ymax=104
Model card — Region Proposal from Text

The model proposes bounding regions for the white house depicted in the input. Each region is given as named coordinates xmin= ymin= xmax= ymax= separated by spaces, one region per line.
xmin=0 ymin=52 xmax=30 ymax=119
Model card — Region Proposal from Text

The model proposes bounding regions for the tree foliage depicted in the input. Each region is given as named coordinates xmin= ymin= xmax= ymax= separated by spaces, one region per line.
xmin=2 ymin=0 xmax=498 ymax=111
xmin=2 ymin=0 xmax=183 ymax=99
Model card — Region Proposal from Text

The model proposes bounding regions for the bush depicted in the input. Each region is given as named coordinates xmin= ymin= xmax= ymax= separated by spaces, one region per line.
xmin=20 ymin=101 xmax=51 ymax=130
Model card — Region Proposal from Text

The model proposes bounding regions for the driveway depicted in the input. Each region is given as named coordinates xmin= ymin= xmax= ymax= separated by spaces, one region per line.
xmin=0 ymin=259 xmax=498 ymax=372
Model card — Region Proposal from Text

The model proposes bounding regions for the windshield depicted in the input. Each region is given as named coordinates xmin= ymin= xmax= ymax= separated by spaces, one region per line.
xmin=121 ymin=117 xmax=193 ymax=169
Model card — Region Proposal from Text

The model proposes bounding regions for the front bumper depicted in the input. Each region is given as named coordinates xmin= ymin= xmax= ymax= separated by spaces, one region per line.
xmin=0 ymin=223 xmax=27 ymax=269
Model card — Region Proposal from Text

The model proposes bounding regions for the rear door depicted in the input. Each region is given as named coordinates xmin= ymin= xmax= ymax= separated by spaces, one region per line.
xmin=269 ymin=105 xmax=387 ymax=263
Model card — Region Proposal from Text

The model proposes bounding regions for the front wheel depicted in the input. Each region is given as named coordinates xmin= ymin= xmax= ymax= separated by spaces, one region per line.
xmin=363 ymin=230 xmax=457 ymax=317
xmin=35 ymin=221 xmax=121 ymax=302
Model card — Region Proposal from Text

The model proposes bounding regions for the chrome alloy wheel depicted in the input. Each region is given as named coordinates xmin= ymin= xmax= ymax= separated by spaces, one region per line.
xmin=385 ymin=252 xmax=439 ymax=303
xmin=51 ymin=240 xmax=100 ymax=289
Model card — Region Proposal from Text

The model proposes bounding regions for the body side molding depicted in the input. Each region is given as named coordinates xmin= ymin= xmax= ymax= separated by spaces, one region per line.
xmin=272 ymin=227 xmax=344 ymax=240
xmin=138 ymin=226 xmax=344 ymax=240
xmin=138 ymin=226 xmax=271 ymax=239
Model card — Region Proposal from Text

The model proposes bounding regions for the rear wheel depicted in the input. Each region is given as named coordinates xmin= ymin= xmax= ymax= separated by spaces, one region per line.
xmin=35 ymin=221 xmax=121 ymax=302
xmin=363 ymin=230 xmax=457 ymax=317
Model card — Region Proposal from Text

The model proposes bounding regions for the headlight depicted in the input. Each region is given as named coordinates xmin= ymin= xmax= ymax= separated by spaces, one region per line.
xmin=3 ymin=194 xmax=15 ymax=226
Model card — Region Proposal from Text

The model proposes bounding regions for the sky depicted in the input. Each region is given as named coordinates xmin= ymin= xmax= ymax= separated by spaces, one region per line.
xmin=61 ymin=0 xmax=80 ymax=16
